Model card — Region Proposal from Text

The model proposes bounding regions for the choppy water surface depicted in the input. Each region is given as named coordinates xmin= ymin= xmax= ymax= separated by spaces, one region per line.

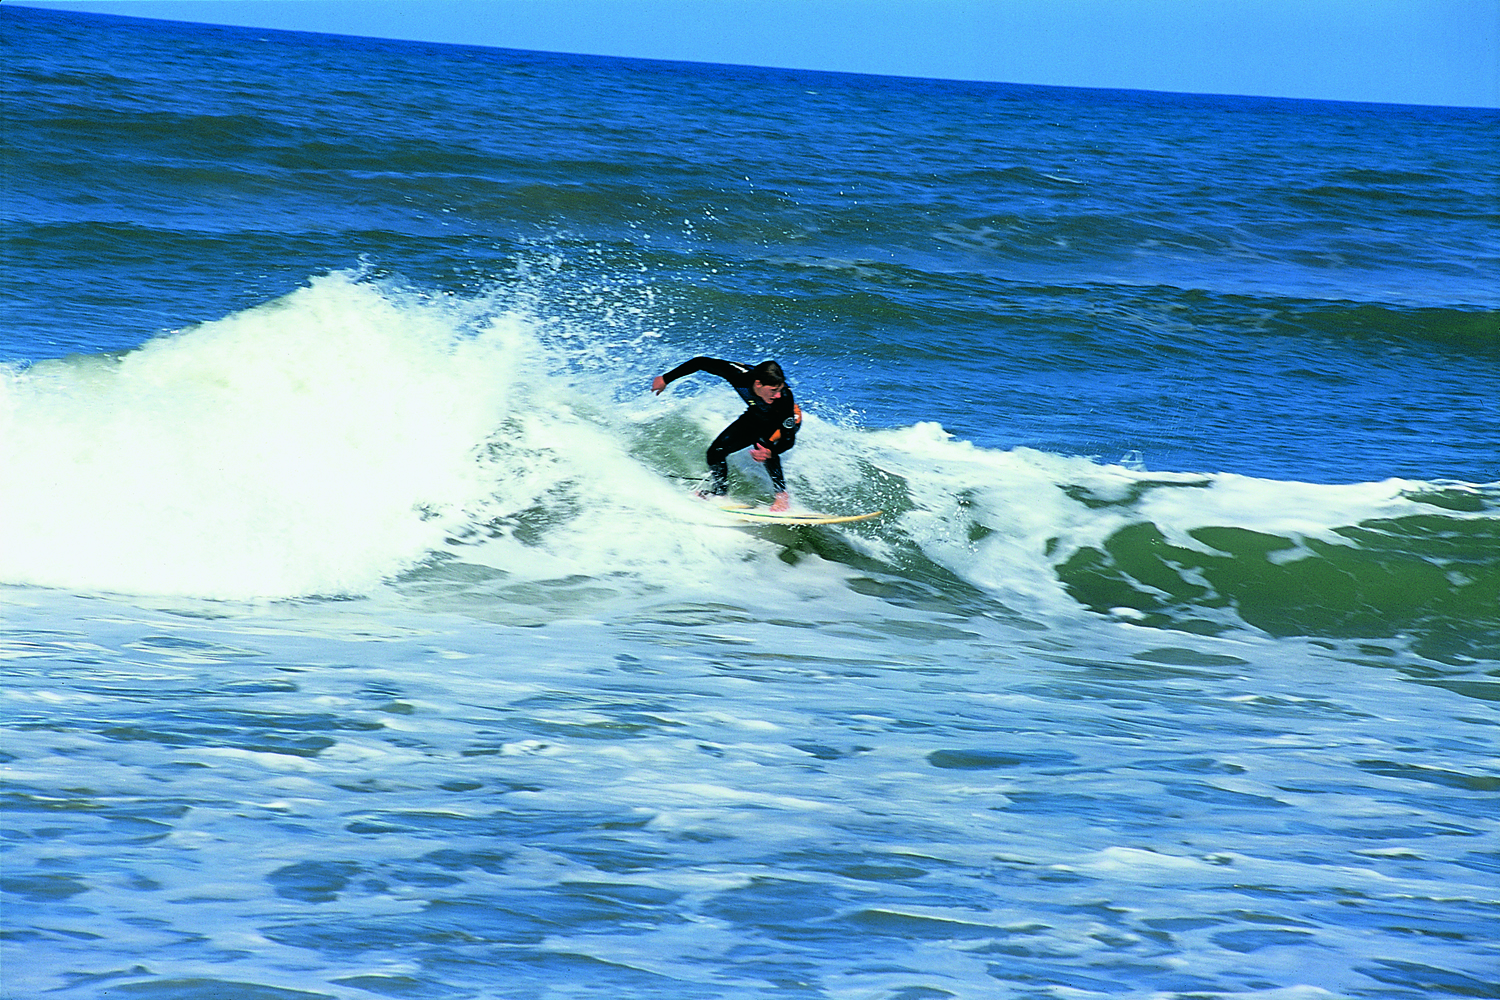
xmin=6 ymin=588 xmax=1498 ymax=999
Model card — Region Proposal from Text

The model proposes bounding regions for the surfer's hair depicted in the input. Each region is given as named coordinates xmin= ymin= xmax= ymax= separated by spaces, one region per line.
xmin=751 ymin=360 xmax=785 ymax=386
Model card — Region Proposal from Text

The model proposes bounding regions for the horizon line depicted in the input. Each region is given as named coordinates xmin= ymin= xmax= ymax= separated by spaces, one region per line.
xmin=9 ymin=1 xmax=1499 ymax=112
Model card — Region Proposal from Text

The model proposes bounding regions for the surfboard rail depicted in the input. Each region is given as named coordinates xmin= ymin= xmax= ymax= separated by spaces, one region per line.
xmin=716 ymin=503 xmax=882 ymax=525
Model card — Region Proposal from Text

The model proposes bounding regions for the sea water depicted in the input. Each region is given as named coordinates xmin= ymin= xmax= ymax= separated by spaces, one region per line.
xmin=2 ymin=7 xmax=1498 ymax=998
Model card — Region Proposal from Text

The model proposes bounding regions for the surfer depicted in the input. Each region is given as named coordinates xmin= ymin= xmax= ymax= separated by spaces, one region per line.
xmin=651 ymin=357 xmax=802 ymax=511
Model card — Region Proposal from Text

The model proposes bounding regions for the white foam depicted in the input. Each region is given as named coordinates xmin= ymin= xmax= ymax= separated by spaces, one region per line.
xmin=1 ymin=273 xmax=515 ymax=598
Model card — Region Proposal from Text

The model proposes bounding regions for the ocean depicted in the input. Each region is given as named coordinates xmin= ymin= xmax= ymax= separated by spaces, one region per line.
xmin=3 ymin=6 xmax=1498 ymax=998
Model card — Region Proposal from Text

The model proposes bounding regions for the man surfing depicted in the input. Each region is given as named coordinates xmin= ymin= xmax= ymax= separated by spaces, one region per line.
xmin=651 ymin=357 xmax=802 ymax=512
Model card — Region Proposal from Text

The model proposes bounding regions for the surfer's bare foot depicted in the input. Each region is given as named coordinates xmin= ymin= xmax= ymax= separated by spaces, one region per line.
xmin=770 ymin=492 xmax=790 ymax=512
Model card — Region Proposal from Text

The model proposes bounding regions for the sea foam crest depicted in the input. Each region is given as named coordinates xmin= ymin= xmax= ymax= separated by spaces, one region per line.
xmin=0 ymin=273 xmax=521 ymax=599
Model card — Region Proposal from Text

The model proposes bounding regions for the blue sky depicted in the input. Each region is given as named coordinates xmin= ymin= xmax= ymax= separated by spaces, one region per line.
xmin=13 ymin=0 xmax=1500 ymax=107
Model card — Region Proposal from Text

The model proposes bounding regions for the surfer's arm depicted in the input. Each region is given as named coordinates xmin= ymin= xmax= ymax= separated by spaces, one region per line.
xmin=656 ymin=356 xmax=746 ymax=391
xmin=748 ymin=446 xmax=791 ymax=511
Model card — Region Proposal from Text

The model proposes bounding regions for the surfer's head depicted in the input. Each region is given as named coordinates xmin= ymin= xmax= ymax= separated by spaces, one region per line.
xmin=750 ymin=360 xmax=785 ymax=387
xmin=750 ymin=360 xmax=786 ymax=404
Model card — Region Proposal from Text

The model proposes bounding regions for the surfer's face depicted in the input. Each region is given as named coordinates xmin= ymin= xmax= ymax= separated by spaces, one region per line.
xmin=752 ymin=381 xmax=785 ymax=404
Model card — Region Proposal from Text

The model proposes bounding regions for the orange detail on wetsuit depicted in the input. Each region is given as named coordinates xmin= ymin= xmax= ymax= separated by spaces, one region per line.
xmin=767 ymin=403 xmax=802 ymax=445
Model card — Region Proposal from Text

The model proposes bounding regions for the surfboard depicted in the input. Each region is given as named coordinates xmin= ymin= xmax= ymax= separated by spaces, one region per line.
xmin=717 ymin=503 xmax=881 ymax=525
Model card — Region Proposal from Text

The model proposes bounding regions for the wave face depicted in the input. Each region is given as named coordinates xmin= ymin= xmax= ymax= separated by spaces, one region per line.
xmin=5 ymin=274 xmax=1493 ymax=664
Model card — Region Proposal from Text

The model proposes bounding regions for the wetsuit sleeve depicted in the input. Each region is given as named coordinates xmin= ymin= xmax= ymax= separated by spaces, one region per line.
xmin=659 ymin=356 xmax=748 ymax=388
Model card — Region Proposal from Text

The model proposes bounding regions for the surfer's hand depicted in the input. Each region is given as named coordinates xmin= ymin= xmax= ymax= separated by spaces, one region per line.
xmin=651 ymin=375 xmax=667 ymax=395
xmin=770 ymin=492 xmax=790 ymax=512
xmin=750 ymin=444 xmax=772 ymax=462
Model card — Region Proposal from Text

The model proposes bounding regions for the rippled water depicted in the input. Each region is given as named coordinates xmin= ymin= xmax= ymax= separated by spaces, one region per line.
xmin=6 ymin=584 xmax=1498 ymax=998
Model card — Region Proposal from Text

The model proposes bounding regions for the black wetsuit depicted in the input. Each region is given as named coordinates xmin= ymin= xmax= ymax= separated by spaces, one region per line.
xmin=659 ymin=356 xmax=802 ymax=495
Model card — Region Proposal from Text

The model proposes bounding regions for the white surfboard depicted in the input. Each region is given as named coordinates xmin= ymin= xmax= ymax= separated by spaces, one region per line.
xmin=717 ymin=503 xmax=881 ymax=525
